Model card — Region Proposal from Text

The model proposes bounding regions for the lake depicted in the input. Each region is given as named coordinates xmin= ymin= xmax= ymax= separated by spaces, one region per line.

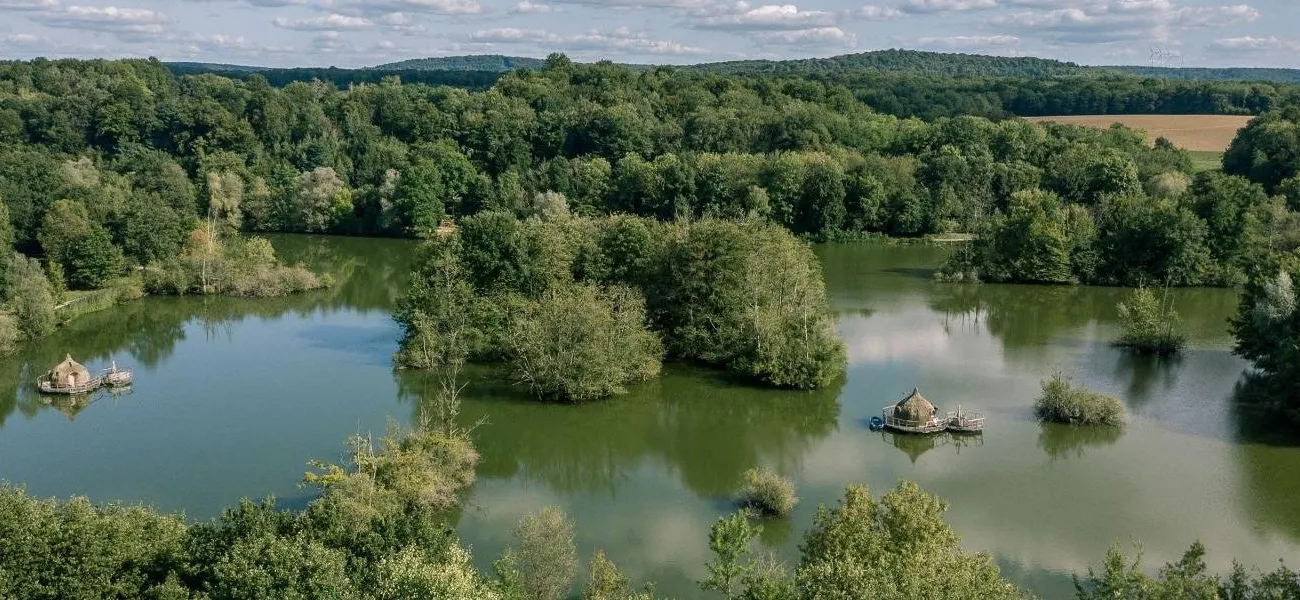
xmin=1 ymin=235 xmax=1297 ymax=599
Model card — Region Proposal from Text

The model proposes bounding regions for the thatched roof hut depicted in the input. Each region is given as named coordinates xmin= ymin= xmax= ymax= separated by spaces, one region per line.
xmin=49 ymin=355 xmax=91 ymax=387
xmin=894 ymin=388 xmax=937 ymax=423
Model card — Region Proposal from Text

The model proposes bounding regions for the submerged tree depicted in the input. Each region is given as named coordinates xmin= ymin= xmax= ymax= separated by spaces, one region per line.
xmin=1116 ymin=286 xmax=1186 ymax=355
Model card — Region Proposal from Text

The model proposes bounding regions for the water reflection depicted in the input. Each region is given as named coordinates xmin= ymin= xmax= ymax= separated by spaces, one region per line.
xmin=0 ymin=234 xmax=408 ymax=428
xmin=1037 ymin=423 xmax=1125 ymax=461
xmin=396 ymin=367 xmax=843 ymax=499
xmin=876 ymin=431 xmax=985 ymax=464
xmin=1113 ymin=352 xmax=1183 ymax=409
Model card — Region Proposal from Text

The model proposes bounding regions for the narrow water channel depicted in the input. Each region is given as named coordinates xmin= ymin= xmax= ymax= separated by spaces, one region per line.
xmin=1 ymin=235 xmax=1296 ymax=599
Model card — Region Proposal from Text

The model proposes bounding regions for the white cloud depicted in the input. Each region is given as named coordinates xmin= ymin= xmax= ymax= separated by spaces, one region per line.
xmin=695 ymin=4 xmax=839 ymax=31
xmin=4 ymin=32 xmax=49 ymax=45
xmin=753 ymin=25 xmax=855 ymax=46
xmin=1210 ymin=35 xmax=1300 ymax=53
xmin=549 ymin=0 xmax=714 ymax=7
xmin=470 ymin=26 xmax=712 ymax=55
xmin=991 ymin=1 xmax=1260 ymax=45
xmin=35 ymin=5 xmax=170 ymax=40
xmin=1174 ymin=4 xmax=1258 ymax=27
xmin=899 ymin=0 xmax=997 ymax=14
xmin=856 ymin=5 xmax=903 ymax=19
xmin=511 ymin=0 xmax=555 ymax=12
xmin=273 ymin=13 xmax=373 ymax=30
xmin=332 ymin=0 xmax=483 ymax=16
xmin=915 ymin=34 xmax=1020 ymax=48
xmin=0 ymin=0 xmax=58 ymax=10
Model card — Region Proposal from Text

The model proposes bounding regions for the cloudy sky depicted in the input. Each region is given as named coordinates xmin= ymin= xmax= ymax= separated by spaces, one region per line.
xmin=1 ymin=0 xmax=1298 ymax=69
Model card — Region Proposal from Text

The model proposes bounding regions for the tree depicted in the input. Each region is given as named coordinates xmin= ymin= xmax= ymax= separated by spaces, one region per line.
xmin=1116 ymin=286 xmax=1186 ymax=355
xmin=976 ymin=189 xmax=1074 ymax=284
xmin=37 ymin=199 xmax=124 ymax=289
xmin=1231 ymin=266 xmax=1300 ymax=412
xmin=509 ymin=506 xmax=577 ymax=600
xmin=508 ymin=283 xmax=663 ymax=402
xmin=293 ymin=167 xmax=353 ymax=233
xmin=795 ymin=483 xmax=1026 ymax=600
xmin=583 ymin=550 xmax=632 ymax=600
xmin=206 ymin=170 xmax=244 ymax=232
xmin=0 ymin=199 xmax=15 ymax=294
xmin=700 ymin=511 xmax=761 ymax=600
xmin=6 ymin=254 xmax=55 ymax=339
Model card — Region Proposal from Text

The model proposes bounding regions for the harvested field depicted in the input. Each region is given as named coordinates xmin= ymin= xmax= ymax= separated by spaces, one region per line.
xmin=1024 ymin=114 xmax=1252 ymax=152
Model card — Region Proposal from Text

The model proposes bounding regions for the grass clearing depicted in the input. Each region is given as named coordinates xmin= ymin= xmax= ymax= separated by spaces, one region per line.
xmin=1189 ymin=150 xmax=1223 ymax=172
xmin=1024 ymin=114 xmax=1252 ymax=152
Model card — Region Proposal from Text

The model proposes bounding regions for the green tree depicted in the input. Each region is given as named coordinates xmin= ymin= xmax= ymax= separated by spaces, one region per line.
xmin=795 ymin=483 xmax=1026 ymax=600
xmin=508 ymin=283 xmax=663 ymax=402
xmin=1230 ymin=266 xmax=1300 ymax=412
xmin=1116 ymin=286 xmax=1186 ymax=355
xmin=7 ymin=254 xmax=55 ymax=339
xmin=701 ymin=511 xmax=761 ymax=600
xmin=509 ymin=506 xmax=577 ymax=600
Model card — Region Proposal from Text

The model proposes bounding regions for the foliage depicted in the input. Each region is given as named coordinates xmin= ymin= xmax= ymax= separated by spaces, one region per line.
xmin=508 ymin=506 xmax=578 ymax=600
xmin=738 ymin=468 xmax=799 ymax=517
xmin=794 ymin=482 xmax=1027 ymax=600
xmin=397 ymin=214 xmax=845 ymax=397
xmin=583 ymin=550 xmax=633 ymax=600
xmin=1116 ymin=287 xmax=1187 ymax=355
xmin=6 ymin=254 xmax=55 ymax=340
xmin=508 ymin=283 xmax=663 ymax=402
xmin=1075 ymin=540 xmax=1300 ymax=600
xmin=142 ymin=228 xmax=324 ymax=297
xmin=37 ymin=199 xmax=124 ymax=289
xmin=0 ymin=311 xmax=17 ymax=357
xmin=1033 ymin=373 xmax=1126 ymax=426
xmin=1230 ymin=265 xmax=1300 ymax=415
xmin=701 ymin=510 xmax=762 ymax=600
xmin=2 ymin=56 xmax=1292 ymax=297
xmin=374 ymin=545 xmax=502 ymax=600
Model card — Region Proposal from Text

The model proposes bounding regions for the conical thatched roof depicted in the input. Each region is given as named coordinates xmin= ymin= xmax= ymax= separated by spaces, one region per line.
xmin=894 ymin=388 xmax=936 ymax=422
xmin=50 ymin=354 xmax=91 ymax=386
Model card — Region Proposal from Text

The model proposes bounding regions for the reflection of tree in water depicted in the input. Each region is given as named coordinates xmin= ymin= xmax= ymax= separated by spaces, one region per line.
xmin=268 ymin=234 xmax=414 ymax=313
xmin=1228 ymin=375 xmax=1300 ymax=542
xmin=1112 ymin=352 xmax=1183 ymax=411
xmin=0 ymin=235 xmax=400 ymax=427
xmin=395 ymin=365 xmax=842 ymax=499
xmin=1036 ymin=423 xmax=1124 ymax=461
xmin=880 ymin=431 xmax=983 ymax=464
xmin=929 ymin=284 xmax=1119 ymax=353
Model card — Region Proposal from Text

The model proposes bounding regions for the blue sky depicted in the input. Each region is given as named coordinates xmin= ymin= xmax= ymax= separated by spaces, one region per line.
xmin=1 ymin=0 xmax=1298 ymax=68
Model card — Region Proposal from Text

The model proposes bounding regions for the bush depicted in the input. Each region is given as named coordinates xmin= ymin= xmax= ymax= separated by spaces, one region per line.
xmin=509 ymin=506 xmax=577 ymax=600
xmin=508 ymin=283 xmax=663 ymax=402
xmin=738 ymin=468 xmax=799 ymax=517
xmin=0 ymin=312 xmax=19 ymax=357
xmin=7 ymin=254 xmax=55 ymax=340
xmin=1033 ymin=374 xmax=1126 ymax=426
xmin=143 ymin=230 xmax=324 ymax=298
xmin=1117 ymin=286 xmax=1186 ymax=355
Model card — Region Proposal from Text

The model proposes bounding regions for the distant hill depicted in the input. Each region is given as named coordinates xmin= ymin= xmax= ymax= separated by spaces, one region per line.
xmin=374 ymin=55 xmax=548 ymax=72
xmin=366 ymin=50 xmax=1300 ymax=85
xmin=165 ymin=62 xmax=268 ymax=73
xmin=688 ymin=49 xmax=1085 ymax=78
xmin=1106 ymin=66 xmax=1300 ymax=84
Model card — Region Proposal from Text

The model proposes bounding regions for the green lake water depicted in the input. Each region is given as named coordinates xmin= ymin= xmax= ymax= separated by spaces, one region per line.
xmin=1 ymin=235 xmax=1298 ymax=599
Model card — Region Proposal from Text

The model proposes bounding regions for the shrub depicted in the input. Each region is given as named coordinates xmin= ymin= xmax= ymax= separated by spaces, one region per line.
xmin=510 ymin=506 xmax=577 ymax=600
xmin=7 ymin=254 xmax=55 ymax=340
xmin=1117 ymin=286 xmax=1186 ymax=355
xmin=508 ymin=283 xmax=663 ymax=402
xmin=0 ymin=312 xmax=19 ymax=357
xmin=1033 ymin=374 xmax=1126 ymax=426
xmin=738 ymin=468 xmax=799 ymax=517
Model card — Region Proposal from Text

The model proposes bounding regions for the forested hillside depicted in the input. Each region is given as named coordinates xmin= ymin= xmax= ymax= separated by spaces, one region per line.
xmin=1 ymin=54 xmax=1298 ymax=292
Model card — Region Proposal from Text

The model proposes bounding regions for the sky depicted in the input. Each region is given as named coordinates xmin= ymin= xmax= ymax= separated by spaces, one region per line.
xmin=1 ymin=0 xmax=1299 ymax=69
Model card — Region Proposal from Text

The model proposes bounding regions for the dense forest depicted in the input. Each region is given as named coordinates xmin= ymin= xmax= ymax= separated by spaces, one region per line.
xmin=2 ymin=53 xmax=1299 ymax=400
xmin=184 ymin=50 xmax=1300 ymax=119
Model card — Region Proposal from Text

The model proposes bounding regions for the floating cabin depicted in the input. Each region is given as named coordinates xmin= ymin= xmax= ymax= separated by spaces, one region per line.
xmin=37 ymin=355 xmax=133 ymax=395
xmin=880 ymin=388 xmax=985 ymax=434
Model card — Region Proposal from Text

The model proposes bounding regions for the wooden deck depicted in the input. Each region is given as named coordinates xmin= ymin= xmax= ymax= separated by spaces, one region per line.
xmin=881 ymin=406 xmax=986 ymax=434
